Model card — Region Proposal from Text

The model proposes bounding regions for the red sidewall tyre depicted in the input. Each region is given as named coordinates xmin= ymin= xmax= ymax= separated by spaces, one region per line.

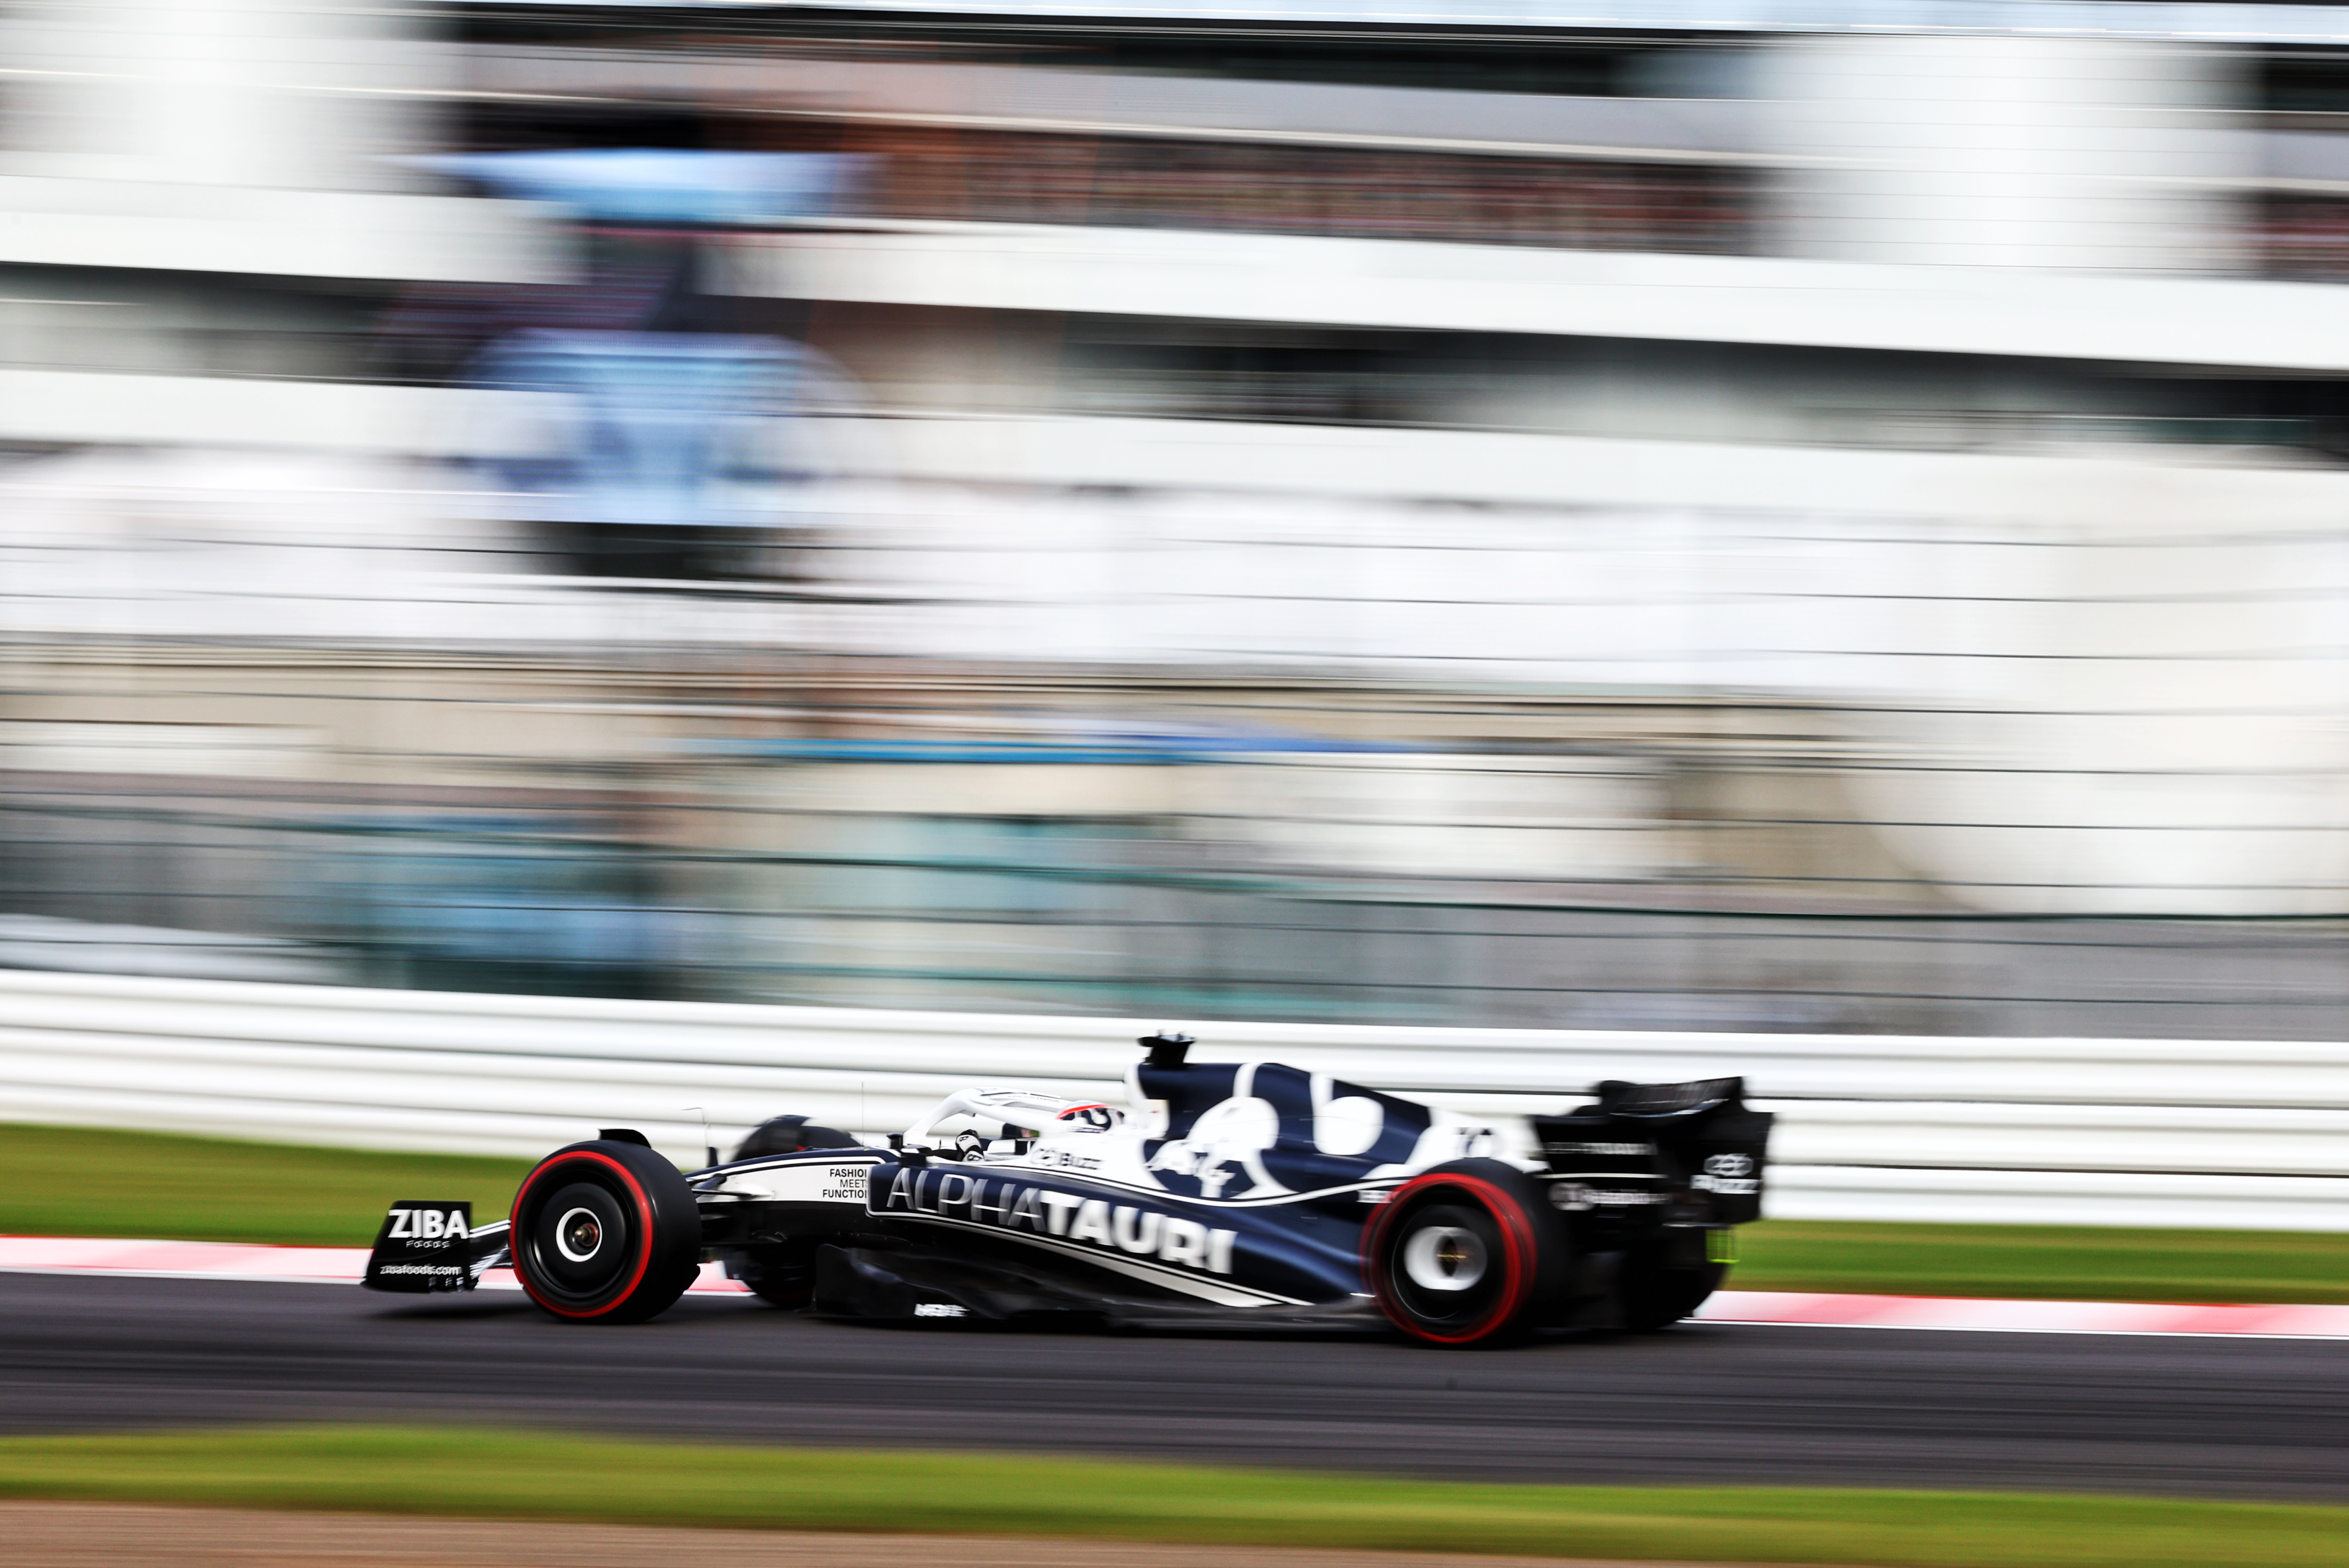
xmin=1363 ymin=1160 xmax=1562 ymax=1347
xmin=510 ymin=1140 xmax=701 ymax=1324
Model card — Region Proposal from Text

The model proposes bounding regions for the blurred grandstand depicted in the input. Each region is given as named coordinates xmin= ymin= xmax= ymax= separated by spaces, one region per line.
xmin=8 ymin=0 xmax=2349 ymax=1036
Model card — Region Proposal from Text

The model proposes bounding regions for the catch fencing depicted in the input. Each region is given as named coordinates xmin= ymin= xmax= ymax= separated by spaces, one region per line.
xmin=0 ymin=969 xmax=2342 ymax=1231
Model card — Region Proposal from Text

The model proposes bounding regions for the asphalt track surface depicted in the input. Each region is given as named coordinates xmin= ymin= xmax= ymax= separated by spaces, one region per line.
xmin=2 ymin=1272 xmax=2345 ymax=1502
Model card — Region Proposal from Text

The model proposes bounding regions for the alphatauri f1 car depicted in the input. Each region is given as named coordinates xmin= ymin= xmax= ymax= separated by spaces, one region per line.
xmin=364 ymin=1034 xmax=1772 ymax=1346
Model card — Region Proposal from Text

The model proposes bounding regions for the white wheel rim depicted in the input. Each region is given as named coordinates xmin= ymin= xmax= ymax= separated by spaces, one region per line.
xmin=554 ymin=1206 xmax=604 ymax=1263
xmin=1401 ymin=1224 xmax=1487 ymax=1292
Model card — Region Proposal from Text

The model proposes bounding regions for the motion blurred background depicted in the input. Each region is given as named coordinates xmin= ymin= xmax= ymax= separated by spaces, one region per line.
xmin=8 ymin=0 xmax=2349 ymax=1042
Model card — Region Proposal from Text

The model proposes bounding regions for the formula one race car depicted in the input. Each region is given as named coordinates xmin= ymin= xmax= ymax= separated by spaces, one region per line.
xmin=364 ymin=1034 xmax=1772 ymax=1346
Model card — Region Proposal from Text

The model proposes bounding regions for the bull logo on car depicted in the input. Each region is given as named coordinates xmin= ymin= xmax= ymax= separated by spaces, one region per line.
xmin=1146 ymin=1094 xmax=1279 ymax=1198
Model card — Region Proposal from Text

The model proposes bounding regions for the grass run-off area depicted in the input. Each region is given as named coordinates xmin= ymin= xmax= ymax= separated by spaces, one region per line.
xmin=0 ymin=1425 xmax=2344 ymax=1568
xmin=3 ymin=1121 xmax=2347 ymax=1303
xmin=0 ymin=1124 xmax=533 ymax=1249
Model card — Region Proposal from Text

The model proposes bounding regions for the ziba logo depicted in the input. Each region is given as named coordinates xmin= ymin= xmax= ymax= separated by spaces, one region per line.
xmin=384 ymin=1208 xmax=469 ymax=1242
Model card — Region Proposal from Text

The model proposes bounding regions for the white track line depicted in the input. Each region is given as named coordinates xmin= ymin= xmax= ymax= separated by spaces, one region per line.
xmin=2 ymin=1236 xmax=2343 ymax=1336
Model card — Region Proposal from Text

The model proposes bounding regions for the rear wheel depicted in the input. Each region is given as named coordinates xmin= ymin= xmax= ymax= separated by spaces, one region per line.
xmin=1619 ymin=1251 xmax=1726 ymax=1332
xmin=1364 ymin=1160 xmax=1567 ymax=1347
xmin=510 ymin=1140 xmax=700 ymax=1323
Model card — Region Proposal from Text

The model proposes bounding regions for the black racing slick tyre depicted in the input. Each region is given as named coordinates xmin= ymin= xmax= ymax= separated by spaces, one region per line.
xmin=1618 ymin=1252 xmax=1727 ymax=1332
xmin=733 ymin=1241 xmax=822 ymax=1311
xmin=510 ymin=1140 xmax=701 ymax=1324
xmin=1363 ymin=1159 xmax=1568 ymax=1347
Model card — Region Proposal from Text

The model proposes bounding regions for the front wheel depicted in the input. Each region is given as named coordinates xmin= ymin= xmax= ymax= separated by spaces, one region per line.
xmin=510 ymin=1140 xmax=701 ymax=1323
xmin=1363 ymin=1160 xmax=1568 ymax=1347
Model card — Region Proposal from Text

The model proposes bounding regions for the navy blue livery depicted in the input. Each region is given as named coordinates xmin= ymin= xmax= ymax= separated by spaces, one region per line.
xmin=362 ymin=1034 xmax=1772 ymax=1346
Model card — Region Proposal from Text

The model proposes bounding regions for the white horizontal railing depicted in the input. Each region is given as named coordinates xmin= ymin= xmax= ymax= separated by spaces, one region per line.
xmin=739 ymin=224 xmax=2349 ymax=374
xmin=0 ymin=969 xmax=2342 ymax=1231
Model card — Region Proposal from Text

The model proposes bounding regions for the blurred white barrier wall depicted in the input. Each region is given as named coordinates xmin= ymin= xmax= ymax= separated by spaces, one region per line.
xmin=4 ymin=0 xmax=429 ymax=192
xmin=0 ymin=970 xmax=2342 ymax=1231
xmin=1761 ymin=34 xmax=2248 ymax=272
xmin=0 ymin=0 xmax=555 ymax=286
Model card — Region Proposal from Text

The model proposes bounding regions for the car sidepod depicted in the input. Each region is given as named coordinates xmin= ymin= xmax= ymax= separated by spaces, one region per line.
xmin=845 ymin=1155 xmax=1378 ymax=1322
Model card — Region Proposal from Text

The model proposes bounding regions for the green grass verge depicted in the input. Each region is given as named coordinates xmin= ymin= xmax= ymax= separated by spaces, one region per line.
xmin=1732 ymin=1219 xmax=2349 ymax=1305
xmin=0 ymin=1124 xmax=531 ymax=1247
xmin=3 ymin=1122 xmax=2344 ymax=1305
xmin=0 ymin=1425 xmax=2342 ymax=1568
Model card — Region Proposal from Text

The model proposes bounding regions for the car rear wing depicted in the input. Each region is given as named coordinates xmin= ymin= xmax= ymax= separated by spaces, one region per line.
xmin=361 ymin=1200 xmax=513 ymax=1293
xmin=1529 ymin=1077 xmax=1774 ymax=1225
